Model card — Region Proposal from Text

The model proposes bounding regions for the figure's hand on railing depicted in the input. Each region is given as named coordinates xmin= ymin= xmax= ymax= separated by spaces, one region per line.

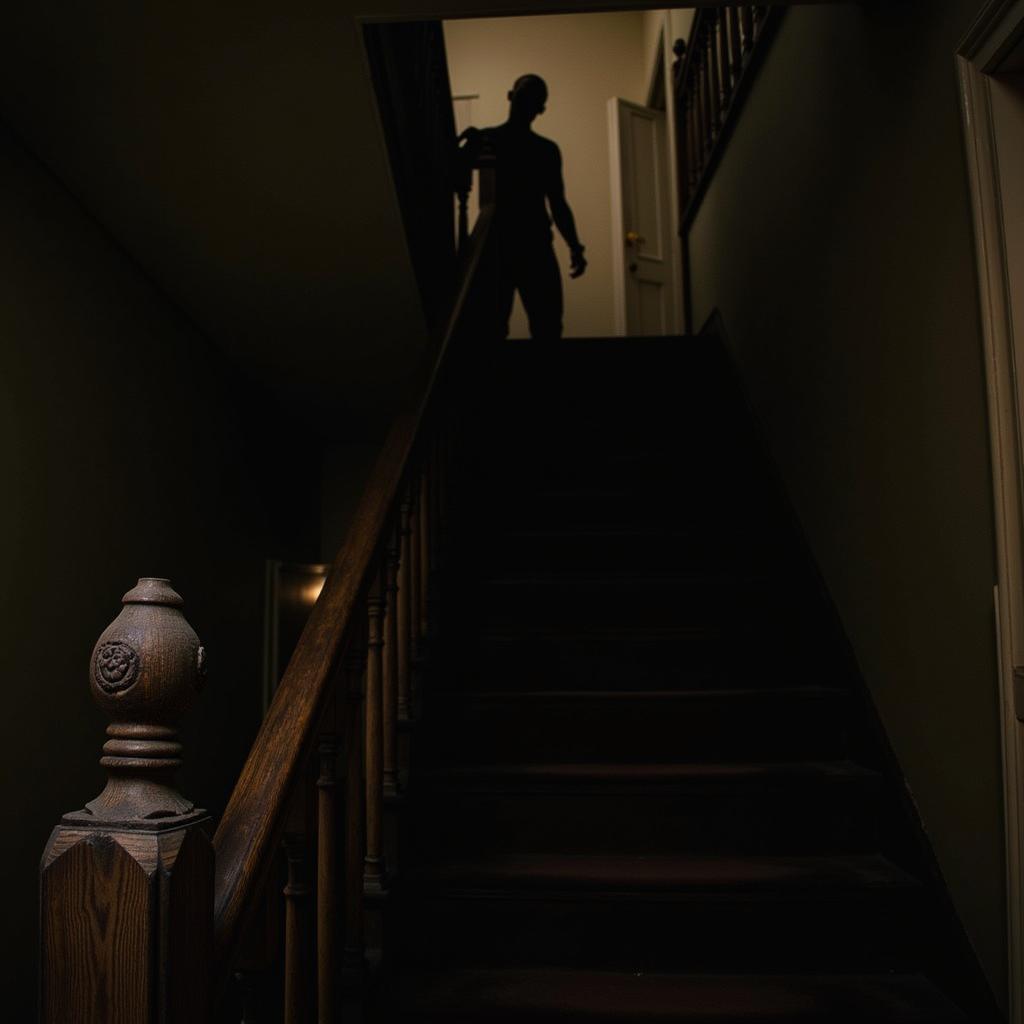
xmin=570 ymin=245 xmax=587 ymax=279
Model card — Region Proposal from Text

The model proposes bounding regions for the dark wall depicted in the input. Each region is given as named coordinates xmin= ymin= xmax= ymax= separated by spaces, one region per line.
xmin=0 ymin=122 xmax=313 ymax=1015
xmin=687 ymin=1 xmax=1004 ymax=1005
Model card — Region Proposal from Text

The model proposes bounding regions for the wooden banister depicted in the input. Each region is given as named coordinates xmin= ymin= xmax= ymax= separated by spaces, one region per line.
xmin=212 ymin=195 xmax=496 ymax=975
xmin=672 ymin=4 xmax=785 ymax=230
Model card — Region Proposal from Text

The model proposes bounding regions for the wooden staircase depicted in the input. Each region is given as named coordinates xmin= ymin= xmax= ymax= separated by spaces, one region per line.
xmin=374 ymin=338 xmax=981 ymax=1022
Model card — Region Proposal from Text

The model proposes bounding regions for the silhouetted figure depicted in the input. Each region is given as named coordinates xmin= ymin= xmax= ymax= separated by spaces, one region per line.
xmin=461 ymin=75 xmax=586 ymax=340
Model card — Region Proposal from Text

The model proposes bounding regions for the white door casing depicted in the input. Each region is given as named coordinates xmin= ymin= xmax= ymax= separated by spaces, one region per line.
xmin=609 ymin=97 xmax=676 ymax=336
xmin=958 ymin=2 xmax=1024 ymax=1020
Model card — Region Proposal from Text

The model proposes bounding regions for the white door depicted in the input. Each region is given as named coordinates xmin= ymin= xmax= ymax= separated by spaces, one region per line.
xmin=609 ymin=98 xmax=676 ymax=336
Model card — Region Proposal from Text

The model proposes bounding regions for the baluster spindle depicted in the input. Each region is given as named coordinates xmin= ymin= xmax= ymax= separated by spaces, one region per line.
xmin=708 ymin=15 xmax=723 ymax=135
xmin=40 ymin=578 xmax=213 ymax=1024
xmin=363 ymin=571 xmax=387 ymax=896
xmin=418 ymin=467 xmax=431 ymax=641
xmin=717 ymin=8 xmax=732 ymax=109
xmin=341 ymin=646 xmax=366 ymax=987
xmin=383 ymin=529 xmax=401 ymax=799
xmin=741 ymin=6 xmax=755 ymax=53
xmin=283 ymin=832 xmax=311 ymax=1024
xmin=728 ymin=6 xmax=743 ymax=79
xmin=398 ymin=489 xmax=414 ymax=725
xmin=316 ymin=737 xmax=339 ymax=1023
xmin=700 ymin=34 xmax=713 ymax=157
xmin=687 ymin=87 xmax=700 ymax=193
xmin=409 ymin=483 xmax=424 ymax=716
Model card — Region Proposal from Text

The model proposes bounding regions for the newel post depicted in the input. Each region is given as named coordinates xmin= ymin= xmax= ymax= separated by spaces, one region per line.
xmin=40 ymin=578 xmax=214 ymax=1024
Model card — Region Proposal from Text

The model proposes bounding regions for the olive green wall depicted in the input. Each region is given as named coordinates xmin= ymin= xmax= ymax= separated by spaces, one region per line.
xmin=0 ymin=122 xmax=309 ymax=1015
xmin=687 ymin=1 xmax=1005 ymax=1005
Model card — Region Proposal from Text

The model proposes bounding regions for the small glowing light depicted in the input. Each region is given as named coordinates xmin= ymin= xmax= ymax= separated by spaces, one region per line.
xmin=302 ymin=577 xmax=326 ymax=605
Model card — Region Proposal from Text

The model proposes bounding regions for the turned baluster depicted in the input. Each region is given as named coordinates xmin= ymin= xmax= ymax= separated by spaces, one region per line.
xmin=410 ymin=487 xmax=422 ymax=648
xmin=727 ymin=6 xmax=743 ymax=79
xmin=687 ymin=87 xmax=700 ymax=194
xmin=40 ymin=578 xmax=212 ymax=1024
xmin=699 ymin=37 xmax=712 ymax=158
xmin=418 ymin=466 xmax=431 ymax=641
xmin=363 ymin=570 xmax=387 ymax=896
xmin=397 ymin=489 xmax=414 ymax=725
xmin=409 ymin=483 xmax=424 ymax=715
xmin=717 ymin=8 xmax=733 ymax=109
xmin=341 ymin=646 xmax=366 ymax=986
xmin=316 ymin=737 xmax=339 ymax=1023
xmin=741 ymin=6 xmax=755 ymax=53
xmin=383 ymin=528 xmax=401 ymax=798
xmin=708 ymin=14 xmax=723 ymax=136
xmin=282 ymin=831 xmax=311 ymax=1024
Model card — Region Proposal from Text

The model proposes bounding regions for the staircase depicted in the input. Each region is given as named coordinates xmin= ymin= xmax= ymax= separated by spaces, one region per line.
xmin=376 ymin=338 xmax=977 ymax=1022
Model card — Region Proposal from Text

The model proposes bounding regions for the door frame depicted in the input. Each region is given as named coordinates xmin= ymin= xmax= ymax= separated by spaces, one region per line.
xmin=607 ymin=92 xmax=682 ymax=336
xmin=958 ymin=4 xmax=1024 ymax=1020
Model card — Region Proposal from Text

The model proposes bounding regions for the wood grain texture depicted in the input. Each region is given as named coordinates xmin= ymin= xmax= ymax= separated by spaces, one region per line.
xmin=40 ymin=823 xmax=212 ymax=1024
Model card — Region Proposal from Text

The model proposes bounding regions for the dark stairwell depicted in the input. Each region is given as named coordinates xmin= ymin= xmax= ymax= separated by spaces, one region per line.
xmin=370 ymin=338 xmax=997 ymax=1023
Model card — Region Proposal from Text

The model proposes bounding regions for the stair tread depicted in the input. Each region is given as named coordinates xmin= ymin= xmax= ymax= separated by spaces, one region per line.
xmin=389 ymin=968 xmax=967 ymax=1021
xmin=411 ymin=852 xmax=919 ymax=894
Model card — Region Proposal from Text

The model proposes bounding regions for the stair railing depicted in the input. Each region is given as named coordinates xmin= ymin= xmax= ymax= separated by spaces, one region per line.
xmin=672 ymin=5 xmax=785 ymax=229
xmin=39 ymin=156 xmax=498 ymax=1024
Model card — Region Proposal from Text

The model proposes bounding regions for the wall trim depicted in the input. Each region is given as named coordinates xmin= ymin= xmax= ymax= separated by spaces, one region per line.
xmin=958 ymin=3 xmax=1024 ymax=1018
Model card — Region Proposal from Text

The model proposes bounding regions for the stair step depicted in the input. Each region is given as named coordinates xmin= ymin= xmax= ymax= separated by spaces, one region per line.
xmin=420 ymin=687 xmax=850 ymax=764
xmin=409 ymin=761 xmax=881 ymax=857
xmin=483 ymin=527 xmax=794 ymax=574
xmin=384 ymin=969 xmax=969 ymax=1022
xmin=410 ymin=851 xmax=916 ymax=894
xmin=395 ymin=854 xmax=929 ymax=972
xmin=457 ymin=625 xmax=828 ymax=691
xmin=477 ymin=575 xmax=809 ymax=630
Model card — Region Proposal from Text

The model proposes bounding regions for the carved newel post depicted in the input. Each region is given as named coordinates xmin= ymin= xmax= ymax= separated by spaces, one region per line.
xmin=40 ymin=578 xmax=213 ymax=1024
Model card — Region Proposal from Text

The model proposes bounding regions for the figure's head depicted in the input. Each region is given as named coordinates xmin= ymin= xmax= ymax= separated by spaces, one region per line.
xmin=508 ymin=74 xmax=548 ymax=123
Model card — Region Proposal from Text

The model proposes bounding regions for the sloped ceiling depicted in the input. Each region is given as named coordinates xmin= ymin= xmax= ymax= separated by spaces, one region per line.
xmin=0 ymin=1 xmax=688 ymax=428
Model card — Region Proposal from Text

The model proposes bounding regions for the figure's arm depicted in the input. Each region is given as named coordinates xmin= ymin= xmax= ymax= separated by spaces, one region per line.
xmin=546 ymin=148 xmax=587 ymax=278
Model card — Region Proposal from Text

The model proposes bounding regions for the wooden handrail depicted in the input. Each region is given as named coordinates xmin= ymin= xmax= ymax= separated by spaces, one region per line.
xmin=211 ymin=196 xmax=496 ymax=974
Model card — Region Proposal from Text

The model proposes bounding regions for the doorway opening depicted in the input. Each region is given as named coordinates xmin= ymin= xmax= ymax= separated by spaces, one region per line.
xmin=442 ymin=10 xmax=691 ymax=338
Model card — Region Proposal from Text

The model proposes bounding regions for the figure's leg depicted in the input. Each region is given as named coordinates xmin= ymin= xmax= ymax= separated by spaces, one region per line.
xmin=518 ymin=244 xmax=563 ymax=340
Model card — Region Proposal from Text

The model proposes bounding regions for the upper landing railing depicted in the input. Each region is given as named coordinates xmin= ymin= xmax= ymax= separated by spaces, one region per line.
xmin=672 ymin=5 xmax=785 ymax=229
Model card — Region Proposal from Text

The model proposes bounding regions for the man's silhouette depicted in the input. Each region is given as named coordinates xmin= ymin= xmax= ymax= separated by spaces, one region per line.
xmin=462 ymin=75 xmax=586 ymax=340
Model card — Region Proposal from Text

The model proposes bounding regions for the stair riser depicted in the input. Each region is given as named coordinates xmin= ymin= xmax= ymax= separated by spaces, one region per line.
xmin=419 ymin=694 xmax=850 ymax=765
xmin=393 ymin=890 xmax=932 ymax=973
xmin=408 ymin=785 xmax=880 ymax=857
